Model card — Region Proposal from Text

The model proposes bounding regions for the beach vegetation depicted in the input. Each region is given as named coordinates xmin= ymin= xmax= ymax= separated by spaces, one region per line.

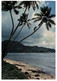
xmin=2 ymin=61 xmax=28 ymax=79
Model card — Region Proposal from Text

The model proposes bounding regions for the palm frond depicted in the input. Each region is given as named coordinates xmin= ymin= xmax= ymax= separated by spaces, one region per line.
xmin=41 ymin=6 xmax=48 ymax=14
xmin=19 ymin=1 xmax=24 ymax=6
xmin=48 ymin=14 xmax=55 ymax=18
xmin=27 ymin=18 xmax=37 ymax=21
xmin=34 ymin=19 xmax=39 ymax=22
xmin=49 ymin=19 xmax=55 ymax=25
xmin=41 ymin=7 xmax=45 ymax=14
xmin=27 ymin=22 xmax=31 ymax=29
xmin=30 ymin=18 xmax=37 ymax=20
xmin=48 ymin=22 xmax=51 ymax=28
xmin=35 ymin=1 xmax=39 ymax=9
xmin=34 ymin=17 xmax=41 ymax=22
xmin=32 ymin=4 xmax=35 ymax=10
xmin=46 ymin=22 xmax=49 ymax=30
xmin=34 ymin=13 xmax=42 ymax=16
xmin=19 ymin=1 xmax=39 ymax=11
xmin=40 ymin=12 xmax=45 ymax=16
xmin=45 ymin=8 xmax=51 ymax=16
xmin=14 ymin=9 xmax=19 ymax=14
xmin=28 ymin=3 xmax=31 ymax=10
xmin=39 ymin=20 xmax=43 ymax=27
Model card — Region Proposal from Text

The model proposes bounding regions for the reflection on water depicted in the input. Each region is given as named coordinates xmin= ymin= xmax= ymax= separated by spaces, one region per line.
xmin=5 ymin=53 xmax=55 ymax=76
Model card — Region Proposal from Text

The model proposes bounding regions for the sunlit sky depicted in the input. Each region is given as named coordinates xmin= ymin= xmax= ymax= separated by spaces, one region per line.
xmin=2 ymin=1 xmax=55 ymax=49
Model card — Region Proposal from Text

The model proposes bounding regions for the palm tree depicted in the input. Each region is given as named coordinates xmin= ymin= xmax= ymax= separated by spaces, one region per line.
xmin=19 ymin=1 xmax=39 ymax=13
xmin=32 ymin=6 xmax=55 ymax=30
xmin=18 ymin=13 xmax=31 ymax=28
xmin=2 ymin=1 xmax=17 ymax=10
xmin=2 ymin=1 xmax=22 ymax=14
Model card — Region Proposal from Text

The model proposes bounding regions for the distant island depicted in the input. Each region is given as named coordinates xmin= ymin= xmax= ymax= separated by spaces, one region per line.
xmin=2 ymin=40 xmax=55 ymax=53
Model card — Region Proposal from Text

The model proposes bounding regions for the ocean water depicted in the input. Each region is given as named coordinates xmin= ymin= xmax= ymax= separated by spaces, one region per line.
xmin=5 ymin=53 xmax=55 ymax=76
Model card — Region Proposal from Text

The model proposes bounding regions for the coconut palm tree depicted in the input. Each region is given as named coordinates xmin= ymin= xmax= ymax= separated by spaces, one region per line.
xmin=2 ymin=1 xmax=17 ymax=10
xmin=32 ymin=6 xmax=55 ymax=30
xmin=2 ymin=1 xmax=22 ymax=14
xmin=19 ymin=1 xmax=39 ymax=13
xmin=18 ymin=13 xmax=31 ymax=28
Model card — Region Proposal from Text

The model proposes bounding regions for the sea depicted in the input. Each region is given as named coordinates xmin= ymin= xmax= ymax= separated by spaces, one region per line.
xmin=4 ymin=53 xmax=55 ymax=76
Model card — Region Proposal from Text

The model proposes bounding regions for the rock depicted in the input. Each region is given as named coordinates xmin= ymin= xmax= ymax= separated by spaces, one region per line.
xmin=51 ymin=76 xmax=54 ymax=78
xmin=19 ymin=68 xmax=22 ymax=71
xmin=25 ymin=72 xmax=29 ymax=75
xmin=35 ymin=74 xmax=39 ymax=77
xmin=37 ymin=78 xmax=40 ymax=79
xmin=32 ymin=70 xmax=38 ymax=73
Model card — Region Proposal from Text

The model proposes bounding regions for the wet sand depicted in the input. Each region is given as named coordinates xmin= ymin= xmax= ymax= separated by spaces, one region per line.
xmin=3 ymin=59 xmax=55 ymax=80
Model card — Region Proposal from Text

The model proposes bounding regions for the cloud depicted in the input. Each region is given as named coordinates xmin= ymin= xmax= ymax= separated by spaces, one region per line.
xmin=39 ymin=28 xmax=55 ymax=48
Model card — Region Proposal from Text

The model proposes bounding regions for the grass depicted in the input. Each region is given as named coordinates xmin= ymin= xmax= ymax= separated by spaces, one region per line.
xmin=2 ymin=61 xmax=28 ymax=79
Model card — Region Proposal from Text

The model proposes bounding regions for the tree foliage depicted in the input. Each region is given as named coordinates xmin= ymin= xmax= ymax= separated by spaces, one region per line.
xmin=19 ymin=1 xmax=39 ymax=11
xmin=33 ymin=6 xmax=55 ymax=30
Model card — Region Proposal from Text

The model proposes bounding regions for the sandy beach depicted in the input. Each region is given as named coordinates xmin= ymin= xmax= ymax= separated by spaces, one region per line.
xmin=3 ymin=59 xmax=55 ymax=80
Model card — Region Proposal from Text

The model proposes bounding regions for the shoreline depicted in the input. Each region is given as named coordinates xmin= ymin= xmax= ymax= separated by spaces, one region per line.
xmin=3 ymin=59 xmax=55 ymax=79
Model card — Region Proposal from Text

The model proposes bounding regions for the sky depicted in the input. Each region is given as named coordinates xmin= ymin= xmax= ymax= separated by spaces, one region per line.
xmin=2 ymin=1 xmax=56 ymax=49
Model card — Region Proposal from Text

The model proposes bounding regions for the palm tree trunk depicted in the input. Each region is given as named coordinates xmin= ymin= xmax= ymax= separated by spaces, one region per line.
xmin=5 ymin=23 xmax=21 ymax=51
xmin=24 ymin=8 xmax=27 ymax=13
xmin=2 ymin=10 xmax=14 ymax=60
xmin=13 ymin=24 xmax=25 ymax=41
xmin=10 ymin=10 xmax=14 ymax=35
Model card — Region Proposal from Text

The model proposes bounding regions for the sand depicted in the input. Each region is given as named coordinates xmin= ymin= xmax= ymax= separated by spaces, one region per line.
xmin=3 ymin=59 xmax=55 ymax=80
